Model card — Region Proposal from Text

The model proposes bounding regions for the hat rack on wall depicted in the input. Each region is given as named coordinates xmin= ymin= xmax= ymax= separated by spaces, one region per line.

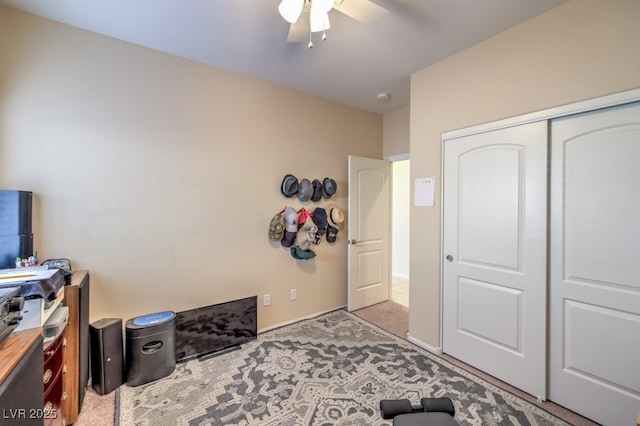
xmin=269 ymin=175 xmax=344 ymax=260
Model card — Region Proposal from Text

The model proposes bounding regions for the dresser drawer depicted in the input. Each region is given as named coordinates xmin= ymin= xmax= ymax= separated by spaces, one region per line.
xmin=43 ymin=369 xmax=64 ymax=426
xmin=44 ymin=333 xmax=64 ymax=364
xmin=43 ymin=329 xmax=66 ymax=426
xmin=43 ymin=333 xmax=64 ymax=395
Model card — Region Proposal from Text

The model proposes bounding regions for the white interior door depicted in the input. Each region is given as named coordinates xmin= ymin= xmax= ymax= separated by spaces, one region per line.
xmin=442 ymin=121 xmax=548 ymax=399
xmin=347 ymin=155 xmax=391 ymax=311
xmin=549 ymin=101 xmax=640 ymax=426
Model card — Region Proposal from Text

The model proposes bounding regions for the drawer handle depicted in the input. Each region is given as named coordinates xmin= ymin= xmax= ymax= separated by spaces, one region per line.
xmin=63 ymin=364 xmax=67 ymax=374
xmin=43 ymin=369 xmax=52 ymax=384
xmin=44 ymin=401 xmax=53 ymax=415
xmin=45 ymin=349 xmax=55 ymax=357
xmin=62 ymin=391 xmax=68 ymax=401
xmin=63 ymin=338 xmax=67 ymax=347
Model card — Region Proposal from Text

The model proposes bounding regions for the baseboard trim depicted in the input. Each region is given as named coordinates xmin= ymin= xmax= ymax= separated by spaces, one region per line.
xmin=258 ymin=306 xmax=346 ymax=334
xmin=407 ymin=334 xmax=443 ymax=355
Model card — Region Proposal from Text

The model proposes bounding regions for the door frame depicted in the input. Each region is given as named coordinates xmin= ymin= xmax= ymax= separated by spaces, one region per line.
xmin=387 ymin=154 xmax=411 ymax=309
xmin=347 ymin=155 xmax=391 ymax=311
xmin=442 ymin=89 xmax=640 ymax=142
xmin=439 ymin=87 xmax=640 ymax=414
xmin=346 ymin=153 xmax=411 ymax=312
xmin=440 ymin=87 xmax=640 ymax=349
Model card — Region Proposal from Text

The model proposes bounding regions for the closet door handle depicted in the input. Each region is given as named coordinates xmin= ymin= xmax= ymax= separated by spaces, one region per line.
xmin=446 ymin=254 xmax=454 ymax=262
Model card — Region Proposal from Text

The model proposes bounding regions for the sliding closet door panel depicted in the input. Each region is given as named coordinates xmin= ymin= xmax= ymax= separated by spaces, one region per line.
xmin=443 ymin=121 xmax=547 ymax=399
xmin=550 ymin=101 xmax=640 ymax=426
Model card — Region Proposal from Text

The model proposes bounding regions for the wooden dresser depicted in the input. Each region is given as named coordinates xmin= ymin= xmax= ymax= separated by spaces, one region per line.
xmin=62 ymin=270 xmax=90 ymax=424
xmin=0 ymin=320 xmax=68 ymax=425
xmin=0 ymin=269 xmax=90 ymax=425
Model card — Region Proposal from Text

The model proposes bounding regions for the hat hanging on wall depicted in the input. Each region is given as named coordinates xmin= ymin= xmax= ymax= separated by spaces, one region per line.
xmin=268 ymin=210 xmax=285 ymax=241
xmin=311 ymin=207 xmax=328 ymax=244
xmin=311 ymin=179 xmax=323 ymax=202
xmin=297 ymin=178 xmax=313 ymax=202
xmin=290 ymin=246 xmax=316 ymax=260
xmin=326 ymin=224 xmax=338 ymax=243
xmin=323 ymin=177 xmax=337 ymax=198
xmin=297 ymin=213 xmax=318 ymax=251
xmin=281 ymin=174 xmax=299 ymax=197
xmin=281 ymin=207 xmax=298 ymax=247
xmin=328 ymin=206 xmax=344 ymax=226
xmin=297 ymin=207 xmax=310 ymax=230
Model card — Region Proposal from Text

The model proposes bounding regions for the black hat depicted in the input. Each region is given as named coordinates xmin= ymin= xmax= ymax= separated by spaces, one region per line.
xmin=312 ymin=207 xmax=328 ymax=229
xmin=311 ymin=179 xmax=323 ymax=202
xmin=298 ymin=178 xmax=313 ymax=202
xmin=323 ymin=178 xmax=337 ymax=198
xmin=326 ymin=224 xmax=338 ymax=243
xmin=281 ymin=175 xmax=299 ymax=198
xmin=311 ymin=207 xmax=328 ymax=245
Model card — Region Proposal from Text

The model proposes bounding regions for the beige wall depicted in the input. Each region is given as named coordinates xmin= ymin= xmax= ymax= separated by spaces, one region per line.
xmin=0 ymin=7 xmax=382 ymax=329
xmin=409 ymin=0 xmax=640 ymax=348
xmin=383 ymin=106 xmax=410 ymax=159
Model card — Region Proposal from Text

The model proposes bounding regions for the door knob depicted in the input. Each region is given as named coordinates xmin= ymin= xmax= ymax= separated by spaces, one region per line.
xmin=350 ymin=239 xmax=358 ymax=245
xmin=446 ymin=254 xmax=454 ymax=262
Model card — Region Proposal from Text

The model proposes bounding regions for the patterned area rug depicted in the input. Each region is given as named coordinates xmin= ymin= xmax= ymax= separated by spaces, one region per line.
xmin=117 ymin=309 xmax=568 ymax=426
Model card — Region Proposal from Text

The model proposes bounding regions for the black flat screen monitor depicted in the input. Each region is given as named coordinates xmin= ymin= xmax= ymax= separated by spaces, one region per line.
xmin=174 ymin=296 xmax=257 ymax=362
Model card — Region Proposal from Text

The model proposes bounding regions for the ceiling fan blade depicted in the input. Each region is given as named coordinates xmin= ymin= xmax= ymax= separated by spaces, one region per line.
xmin=310 ymin=9 xmax=330 ymax=33
xmin=333 ymin=0 xmax=389 ymax=25
xmin=278 ymin=0 xmax=304 ymax=24
xmin=287 ymin=18 xmax=309 ymax=43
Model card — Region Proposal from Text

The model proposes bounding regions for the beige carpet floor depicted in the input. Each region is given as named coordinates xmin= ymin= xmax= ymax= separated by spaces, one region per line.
xmin=352 ymin=299 xmax=409 ymax=339
xmin=75 ymin=387 xmax=116 ymax=426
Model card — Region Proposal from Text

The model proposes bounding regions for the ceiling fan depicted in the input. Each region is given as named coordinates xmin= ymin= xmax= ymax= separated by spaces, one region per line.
xmin=279 ymin=0 xmax=389 ymax=45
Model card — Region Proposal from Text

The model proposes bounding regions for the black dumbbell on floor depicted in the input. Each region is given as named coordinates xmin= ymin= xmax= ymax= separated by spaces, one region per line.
xmin=380 ymin=397 xmax=458 ymax=426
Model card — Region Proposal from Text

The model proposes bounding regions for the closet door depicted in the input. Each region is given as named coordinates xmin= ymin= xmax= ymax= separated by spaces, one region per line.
xmin=442 ymin=121 xmax=548 ymax=399
xmin=549 ymin=101 xmax=640 ymax=426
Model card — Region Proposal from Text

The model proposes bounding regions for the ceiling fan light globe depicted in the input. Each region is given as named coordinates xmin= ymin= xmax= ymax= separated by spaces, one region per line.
xmin=278 ymin=0 xmax=304 ymax=24
xmin=310 ymin=9 xmax=330 ymax=32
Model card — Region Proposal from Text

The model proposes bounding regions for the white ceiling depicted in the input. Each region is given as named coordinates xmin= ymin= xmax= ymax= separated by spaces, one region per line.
xmin=0 ymin=0 xmax=567 ymax=115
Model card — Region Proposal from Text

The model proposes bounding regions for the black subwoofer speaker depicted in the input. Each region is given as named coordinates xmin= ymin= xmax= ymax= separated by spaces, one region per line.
xmin=89 ymin=318 xmax=124 ymax=395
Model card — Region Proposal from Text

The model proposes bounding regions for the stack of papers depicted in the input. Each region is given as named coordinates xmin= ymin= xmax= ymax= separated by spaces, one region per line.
xmin=0 ymin=268 xmax=57 ymax=288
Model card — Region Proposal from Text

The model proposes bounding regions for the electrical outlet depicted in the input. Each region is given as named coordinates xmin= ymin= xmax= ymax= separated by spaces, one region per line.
xmin=263 ymin=294 xmax=271 ymax=306
xmin=290 ymin=288 xmax=297 ymax=300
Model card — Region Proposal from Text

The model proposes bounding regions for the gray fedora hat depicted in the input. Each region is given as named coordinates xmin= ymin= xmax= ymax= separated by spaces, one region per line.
xmin=298 ymin=178 xmax=313 ymax=202
xmin=323 ymin=177 xmax=337 ymax=198
xmin=281 ymin=174 xmax=299 ymax=198
xmin=311 ymin=179 xmax=323 ymax=202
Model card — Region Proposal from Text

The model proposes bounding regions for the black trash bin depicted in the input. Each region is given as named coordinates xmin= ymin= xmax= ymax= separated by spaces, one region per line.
xmin=125 ymin=311 xmax=176 ymax=387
